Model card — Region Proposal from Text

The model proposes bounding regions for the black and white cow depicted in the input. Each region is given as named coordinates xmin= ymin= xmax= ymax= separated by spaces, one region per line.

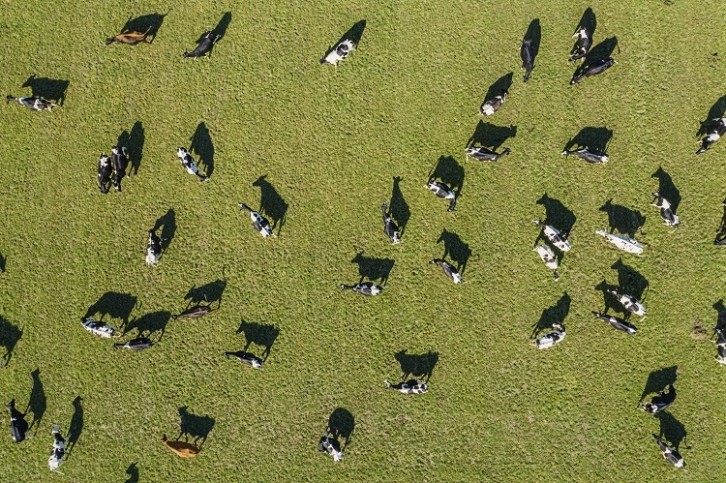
xmin=97 ymin=155 xmax=113 ymax=194
xmin=381 ymin=203 xmax=401 ymax=244
xmin=642 ymin=385 xmax=676 ymax=415
xmin=651 ymin=192 xmax=679 ymax=227
xmin=48 ymin=425 xmax=66 ymax=471
xmin=183 ymin=31 xmax=221 ymax=58
xmin=7 ymin=399 xmax=28 ymax=443
xmin=606 ymin=289 xmax=646 ymax=317
xmin=653 ymin=434 xmax=684 ymax=468
xmin=239 ymin=203 xmax=274 ymax=238
xmin=319 ymin=435 xmax=343 ymax=461
xmin=561 ymin=148 xmax=609 ymax=163
xmin=385 ymin=379 xmax=429 ymax=394
xmin=570 ymin=57 xmax=615 ymax=85
xmin=568 ymin=27 xmax=592 ymax=62
xmin=714 ymin=327 xmax=726 ymax=365
xmin=592 ymin=311 xmax=637 ymax=335
xmin=339 ymin=282 xmax=383 ymax=296
xmin=6 ymin=95 xmax=55 ymax=112
xmin=425 ymin=180 xmax=457 ymax=211
xmin=696 ymin=118 xmax=726 ymax=155
xmin=480 ymin=89 xmax=508 ymax=116
xmin=321 ymin=39 xmax=356 ymax=67
xmin=534 ymin=220 xmax=571 ymax=252
xmin=595 ymin=230 xmax=643 ymax=255
xmin=224 ymin=350 xmax=263 ymax=369
xmin=430 ymin=259 xmax=463 ymax=284
xmin=534 ymin=244 xmax=560 ymax=281
xmin=466 ymin=146 xmax=511 ymax=162
xmin=533 ymin=322 xmax=566 ymax=349
xmin=113 ymin=337 xmax=154 ymax=351
xmin=146 ymin=230 xmax=163 ymax=266
xmin=176 ymin=147 xmax=209 ymax=181
xmin=111 ymin=145 xmax=129 ymax=191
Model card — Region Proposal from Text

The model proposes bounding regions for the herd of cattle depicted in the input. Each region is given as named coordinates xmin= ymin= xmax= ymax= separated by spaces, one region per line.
xmin=3 ymin=7 xmax=725 ymax=474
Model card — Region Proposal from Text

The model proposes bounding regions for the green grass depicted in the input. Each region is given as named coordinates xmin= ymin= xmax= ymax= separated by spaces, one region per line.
xmin=2 ymin=0 xmax=726 ymax=481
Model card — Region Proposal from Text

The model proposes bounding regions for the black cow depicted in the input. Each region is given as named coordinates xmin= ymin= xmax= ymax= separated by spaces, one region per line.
xmin=183 ymin=31 xmax=221 ymax=58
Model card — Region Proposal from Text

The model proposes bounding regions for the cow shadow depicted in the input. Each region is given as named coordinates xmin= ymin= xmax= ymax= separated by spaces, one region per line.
xmin=467 ymin=121 xmax=517 ymax=150
xmin=351 ymin=251 xmax=394 ymax=286
xmin=594 ymin=279 xmax=622 ymax=315
xmin=26 ymin=369 xmax=46 ymax=434
xmin=585 ymin=36 xmax=618 ymax=63
xmin=713 ymin=300 xmax=726 ymax=330
xmin=639 ymin=366 xmax=677 ymax=402
xmin=0 ymin=316 xmax=22 ymax=367
xmin=121 ymin=12 xmax=168 ymax=42
xmin=651 ymin=166 xmax=680 ymax=214
xmin=521 ymin=19 xmax=541 ymax=77
xmin=153 ymin=209 xmax=176 ymax=251
xmin=483 ymin=72 xmax=513 ymax=106
xmin=337 ymin=20 xmax=366 ymax=47
xmin=563 ymin=126 xmax=613 ymax=153
xmin=253 ymin=175 xmax=288 ymax=236
xmin=697 ymin=95 xmax=726 ymax=138
xmin=125 ymin=463 xmax=139 ymax=483
xmin=117 ymin=121 xmax=145 ymax=175
xmin=573 ymin=7 xmax=597 ymax=37
xmin=429 ymin=156 xmax=464 ymax=197
xmin=531 ymin=293 xmax=571 ymax=338
xmin=612 ymin=258 xmax=649 ymax=300
xmin=436 ymin=229 xmax=471 ymax=275
xmin=84 ymin=292 xmax=137 ymax=330
xmin=124 ymin=311 xmax=172 ymax=340
xmin=177 ymin=406 xmax=215 ymax=448
xmin=395 ymin=350 xmax=439 ymax=382
xmin=66 ymin=396 xmax=83 ymax=458
xmin=537 ymin=193 xmax=576 ymax=233
xmin=658 ymin=412 xmax=687 ymax=451
xmin=190 ymin=122 xmax=214 ymax=178
xmin=211 ymin=12 xmax=233 ymax=41
xmin=716 ymin=200 xmax=726 ymax=245
xmin=185 ymin=277 xmax=226 ymax=308
xmin=389 ymin=176 xmax=410 ymax=237
xmin=237 ymin=319 xmax=279 ymax=361
xmin=327 ymin=407 xmax=355 ymax=450
xmin=22 ymin=75 xmax=69 ymax=105
xmin=0 ymin=253 xmax=6 ymax=272
xmin=600 ymin=199 xmax=645 ymax=237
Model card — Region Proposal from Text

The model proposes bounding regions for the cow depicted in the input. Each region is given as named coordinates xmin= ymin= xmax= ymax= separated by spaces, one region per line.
xmin=569 ymin=27 xmax=592 ymax=62
xmin=81 ymin=317 xmax=119 ymax=338
xmin=641 ymin=385 xmax=676 ymax=415
xmin=696 ymin=118 xmax=726 ymax=155
xmin=105 ymin=27 xmax=153 ymax=45
xmin=571 ymin=57 xmax=615 ymax=85
xmin=714 ymin=327 xmax=726 ymax=365
xmin=176 ymin=147 xmax=209 ymax=181
xmin=653 ymin=434 xmax=684 ymax=468
xmin=534 ymin=244 xmax=560 ymax=281
xmin=223 ymin=350 xmax=263 ymax=369
xmin=430 ymin=259 xmax=462 ymax=284
xmin=561 ymin=148 xmax=609 ymax=163
xmin=606 ymin=289 xmax=646 ymax=317
xmin=339 ymin=282 xmax=383 ymax=296
xmin=321 ymin=39 xmax=356 ymax=67
xmin=595 ymin=230 xmax=643 ymax=255
xmin=172 ymin=304 xmax=213 ymax=320
xmin=113 ymin=337 xmax=153 ymax=351
xmin=7 ymin=399 xmax=28 ymax=443
xmin=480 ymin=89 xmax=508 ymax=116
xmin=146 ymin=230 xmax=162 ymax=266
xmin=97 ymin=155 xmax=113 ymax=193
xmin=318 ymin=435 xmax=343 ymax=461
xmin=48 ymin=425 xmax=66 ymax=471
xmin=533 ymin=322 xmax=566 ymax=349
xmin=521 ymin=39 xmax=535 ymax=82
xmin=384 ymin=379 xmax=429 ymax=394
xmin=6 ymin=95 xmax=55 ymax=112
xmin=466 ymin=146 xmax=511 ymax=162
xmin=651 ymin=192 xmax=679 ymax=227
xmin=239 ymin=203 xmax=274 ymax=238
xmin=111 ymin=146 xmax=129 ymax=191
xmin=592 ymin=311 xmax=637 ymax=335
xmin=425 ymin=180 xmax=457 ymax=211
xmin=183 ymin=31 xmax=221 ymax=58
xmin=381 ymin=203 xmax=401 ymax=244
xmin=162 ymin=434 xmax=199 ymax=458
xmin=534 ymin=220 xmax=571 ymax=252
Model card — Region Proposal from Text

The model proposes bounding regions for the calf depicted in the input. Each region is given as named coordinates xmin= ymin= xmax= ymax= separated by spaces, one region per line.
xmin=425 ymin=180 xmax=457 ymax=211
xmin=570 ymin=57 xmax=615 ymax=85
xmin=183 ymin=31 xmax=221 ymax=58
xmin=318 ymin=435 xmax=343 ymax=462
xmin=534 ymin=244 xmax=560 ymax=281
xmin=7 ymin=399 xmax=28 ymax=443
xmin=111 ymin=146 xmax=129 ymax=191
xmin=430 ymin=259 xmax=463 ymax=284
xmin=113 ymin=337 xmax=153 ymax=351
xmin=653 ymin=434 xmax=684 ymax=468
xmin=534 ymin=220 xmax=571 ymax=252
xmin=239 ymin=203 xmax=274 ymax=238
xmin=466 ymin=146 xmax=511 ymax=162
xmin=81 ymin=317 xmax=119 ymax=338
xmin=595 ymin=230 xmax=643 ymax=255
xmin=592 ymin=311 xmax=637 ymax=335
xmin=480 ymin=89 xmax=508 ymax=116
xmin=651 ymin=192 xmax=679 ymax=227
xmin=224 ymin=350 xmax=263 ymax=369
xmin=320 ymin=39 xmax=356 ymax=67
xmin=176 ymin=147 xmax=209 ymax=181
xmin=48 ymin=425 xmax=66 ymax=471
xmin=561 ymin=148 xmax=609 ymax=164
xmin=696 ymin=118 xmax=726 ymax=155
xmin=105 ymin=26 xmax=152 ymax=45
xmin=146 ymin=230 xmax=162 ymax=266
xmin=340 ymin=282 xmax=383 ymax=296
xmin=521 ymin=39 xmax=535 ymax=82
xmin=533 ymin=322 xmax=566 ymax=349
xmin=97 ymin=155 xmax=113 ymax=194
xmin=641 ymin=385 xmax=676 ymax=415
xmin=568 ymin=27 xmax=592 ymax=62
xmin=606 ymin=289 xmax=646 ymax=317
xmin=6 ymin=95 xmax=55 ymax=112
xmin=385 ymin=379 xmax=429 ymax=394
xmin=381 ymin=203 xmax=401 ymax=244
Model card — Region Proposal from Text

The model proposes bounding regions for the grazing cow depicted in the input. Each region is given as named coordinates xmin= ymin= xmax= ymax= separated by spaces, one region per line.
xmin=97 ymin=155 xmax=113 ymax=194
xmin=172 ymin=304 xmax=213 ymax=320
xmin=81 ymin=317 xmax=119 ymax=338
xmin=653 ymin=434 xmax=684 ymax=468
xmin=534 ymin=244 xmax=560 ymax=281
xmin=111 ymin=146 xmax=129 ymax=191
xmin=465 ymin=146 xmax=511 ymax=162
xmin=146 ymin=230 xmax=162 ymax=266
xmin=480 ymin=89 xmax=508 ymax=116
xmin=113 ymin=337 xmax=153 ymax=351
xmin=714 ymin=327 xmax=726 ymax=365
xmin=48 ymin=425 xmax=66 ymax=471
xmin=534 ymin=220 xmax=572 ymax=252
xmin=239 ymin=203 xmax=274 ymax=238
xmin=381 ymin=203 xmax=401 ymax=244
xmin=223 ymin=350 xmax=263 ymax=369
xmin=571 ymin=57 xmax=616 ymax=85
xmin=561 ymin=148 xmax=609 ymax=164
xmin=321 ymin=39 xmax=356 ymax=67
xmin=105 ymin=27 xmax=153 ymax=45
xmin=569 ymin=27 xmax=592 ymax=62
xmin=642 ymin=385 xmax=676 ymax=415
xmin=521 ymin=39 xmax=535 ymax=82
xmin=425 ymin=180 xmax=457 ymax=211
xmin=176 ymin=147 xmax=209 ymax=181
xmin=7 ymin=399 xmax=28 ymax=443
xmin=183 ymin=31 xmax=221 ymax=58
xmin=385 ymin=379 xmax=429 ymax=394
xmin=339 ymin=282 xmax=383 ymax=296
xmin=162 ymin=434 xmax=199 ymax=458
xmin=533 ymin=323 xmax=566 ymax=349
xmin=696 ymin=118 xmax=726 ymax=155
xmin=595 ymin=230 xmax=643 ymax=255
xmin=651 ymin=192 xmax=679 ymax=227
xmin=607 ymin=289 xmax=646 ymax=317
xmin=6 ymin=95 xmax=55 ymax=112
xmin=318 ymin=435 xmax=343 ymax=462
xmin=430 ymin=259 xmax=463 ymax=284
xmin=592 ymin=311 xmax=637 ymax=335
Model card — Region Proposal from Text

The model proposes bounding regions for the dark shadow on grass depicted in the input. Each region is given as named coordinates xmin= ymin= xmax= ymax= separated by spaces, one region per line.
xmin=185 ymin=278 xmax=226 ymax=308
xmin=716 ymin=201 xmax=726 ymax=245
xmin=253 ymin=175 xmax=288 ymax=236
xmin=611 ymin=258 xmax=649 ymax=300
xmin=327 ymin=408 xmax=355 ymax=449
xmin=0 ymin=253 xmax=6 ymax=272
xmin=84 ymin=292 xmax=137 ymax=330
xmin=395 ymin=350 xmax=438 ymax=382
xmin=713 ymin=299 xmax=726 ymax=330
xmin=531 ymin=293 xmax=571 ymax=338
xmin=600 ymin=199 xmax=645 ymax=237
xmin=177 ymin=406 xmax=215 ymax=448
xmin=121 ymin=12 xmax=168 ymax=42
xmin=467 ymin=121 xmax=517 ymax=150
xmin=537 ymin=193 xmax=576 ymax=233
xmin=651 ymin=166 xmax=680 ymax=214
xmin=26 ymin=369 xmax=46 ymax=434
xmin=573 ymin=7 xmax=597 ymax=37
xmin=351 ymin=251 xmax=394 ymax=286
xmin=237 ymin=319 xmax=279 ymax=361
xmin=658 ymin=411 xmax=687 ymax=450
xmin=564 ymin=126 xmax=613 ymax=153
xmin=125 ymin=463 xmax=139 ymax=483
xmin=389 ymin=176 xmax=410 ymax=238
xmin=22 ymin=75 xmax=69 ymax=105
xmin=66 ymin=396 xmax=83 ymax=458
xmin=211 ymin=12 xmax=232 ymax=41
xmin=640 ymin=366 xmax=677 ymax=402
xmin=436 ymin=229 xmax=471 ymax=275
xmin=428 ymin=156 xmax=464 ymax=197
xmin=520 ymin=19 xmax=541 ymax=81
xmin=322 ymin=20 xmax=366 ymax=61
xmin=585 ymin=36 xmax=618 ymax=64
xmin=484 ymin=72 xmax=513 ymax=106
xmin=0 ymin=316 xmax=22 ymax=367
xmin=697 ymin=95 xmax=726 ymax=138
xmin=190 ymin=122 xmax=214 ymax=178
xmin=124 ymin=311 xmax=171 ymax=340
xmin=117 ymin=121 xmax=145 ymax=175
xmin=595 ymin=279 xmax=621 ymax=315
xmin=153 ymin=209 xmax=176 ymax=251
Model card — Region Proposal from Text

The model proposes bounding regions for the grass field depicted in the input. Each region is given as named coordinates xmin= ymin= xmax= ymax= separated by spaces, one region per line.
xmin=2 ymin=0 xmax=726 ymax=481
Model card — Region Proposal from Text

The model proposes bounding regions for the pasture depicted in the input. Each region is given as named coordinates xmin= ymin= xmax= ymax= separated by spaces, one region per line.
xmin=1 ymin=0 xmax=726 ymax=480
